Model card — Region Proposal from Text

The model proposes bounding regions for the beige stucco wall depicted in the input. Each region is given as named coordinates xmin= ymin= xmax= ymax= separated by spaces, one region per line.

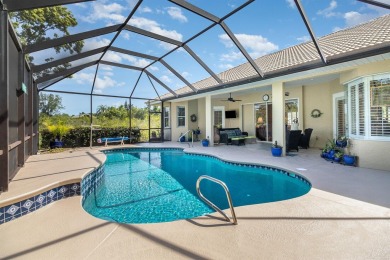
xmin=171 ymin=101 xmax=188 ymax=142
xmin=348 ymin=139 xmax=390 ymax=171
xmin=302 ymin=79 xmax=344 ymax=148
xmin=188 ymin=100 xmax=198 ymax=131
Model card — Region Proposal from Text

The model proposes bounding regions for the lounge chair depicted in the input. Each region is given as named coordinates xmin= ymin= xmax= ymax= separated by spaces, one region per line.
xmin=299 ymin=128 xmax=313 ymax=149
xmin=286 ymin=130 xmax=302 ymax=152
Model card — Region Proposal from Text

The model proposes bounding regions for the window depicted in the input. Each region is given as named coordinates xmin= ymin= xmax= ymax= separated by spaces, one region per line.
xmin=370 ymin=78 xmax=390 ymax=137
xmin=164 ymin=107 xmax=170 ymax=128
xmin=346 ymin=74 xmax=390 ymax=139
xmin=177 ymin=106 xmax=185 ymax=127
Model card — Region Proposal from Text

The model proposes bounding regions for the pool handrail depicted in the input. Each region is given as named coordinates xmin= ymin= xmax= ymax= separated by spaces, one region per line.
xmin=196 ymin=175 xmax=238 ymax=225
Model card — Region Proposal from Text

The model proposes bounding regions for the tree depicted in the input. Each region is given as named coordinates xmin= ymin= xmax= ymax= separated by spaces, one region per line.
xmin=39 ymin=93 xmax=65 ymax=116
xmin=10 ymin=7 xmax=84 ymax=77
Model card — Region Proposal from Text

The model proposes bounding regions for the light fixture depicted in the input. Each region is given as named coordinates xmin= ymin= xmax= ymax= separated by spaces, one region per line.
xmin=257 ymin=117 xmax=264 ymax=124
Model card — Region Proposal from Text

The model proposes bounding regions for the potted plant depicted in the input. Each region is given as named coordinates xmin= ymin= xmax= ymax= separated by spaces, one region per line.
xmin=336 ymin=136 xmax=348 ymax=148
xmin=47 ymin=122 xmax=71 ymax=149
xmin=271 ymin=141 xmax=283 ymax=157
xmin=333 ymin=151 xmax=344 ymax=163
xmin=201 ymin=137 xmax=209 ymax=147
xmin=343 ymin=154 xmax=357 ymax=166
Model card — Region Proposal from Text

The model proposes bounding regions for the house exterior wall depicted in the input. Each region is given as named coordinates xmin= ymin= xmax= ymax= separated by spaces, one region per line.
xmin=339 ymin=60 xmax=390 ymax=171
xmin=171 ymin=101 xmax=188 ymax=142
xmin=303 ymin=79 xmax=344 ymax=148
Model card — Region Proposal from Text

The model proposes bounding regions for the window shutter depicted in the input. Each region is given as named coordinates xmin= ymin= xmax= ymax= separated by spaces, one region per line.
xmin=370 ymin=79 xmax=390 ymax=137
xmin=350 ymin=85 xmax=357 ymax=135
xmin=337 ymin=99 xmax=345 ymax=137
xmin=358 ymin=82 xmax=365 ymax=136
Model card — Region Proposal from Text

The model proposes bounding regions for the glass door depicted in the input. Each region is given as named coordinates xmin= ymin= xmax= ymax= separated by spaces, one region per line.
xmin=255 ymin=102 xmax=272 ymax=141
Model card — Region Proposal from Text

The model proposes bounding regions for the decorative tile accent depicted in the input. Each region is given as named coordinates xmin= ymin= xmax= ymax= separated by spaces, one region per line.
xmin=20 ymin=199 xmax=34 ymax=213
xmin=0 ymin=181 xmax=82 ymax=225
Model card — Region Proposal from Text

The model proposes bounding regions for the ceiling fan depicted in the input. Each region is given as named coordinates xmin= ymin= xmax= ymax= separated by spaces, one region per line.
xmin=221 ymin=93 xmax=242 ymax=102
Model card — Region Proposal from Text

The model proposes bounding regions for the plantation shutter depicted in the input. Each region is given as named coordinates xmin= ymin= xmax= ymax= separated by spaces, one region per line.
xmin=350 ymin=85 xmax=357 ymax=135
xmin=336 ymin=98 xmax=346 ymax=137
xmin=358 ymin=82 xmax=365 ymax=136
xmin=370 ymin=79 xmax=390 ymax=137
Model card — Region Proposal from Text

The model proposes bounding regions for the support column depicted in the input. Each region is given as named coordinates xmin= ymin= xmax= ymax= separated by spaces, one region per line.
xmin=27 ymin=70 xmax=33 ymax=155
xmin=33 ymin=85 xmax=38 ymax=153
xmin=17 ymin=51 xmax=25 ymax=167
xmin=272 ymin=81 xmax=286 ymax=155
xmin=205 ymin=95 xmax=213 ymax=146
xmin=0 ymin=7 xmax=9 ymax=191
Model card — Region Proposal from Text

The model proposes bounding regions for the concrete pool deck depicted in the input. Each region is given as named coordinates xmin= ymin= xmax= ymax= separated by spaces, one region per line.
xmin=0 ymin=142 xmax=389 ymax=259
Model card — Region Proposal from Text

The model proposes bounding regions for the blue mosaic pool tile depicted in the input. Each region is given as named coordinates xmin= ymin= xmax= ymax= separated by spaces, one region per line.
xmin=46 ymin=188 xmax=57 ymax=204
xmin=0 ymin=206 xmax=4 ymax=223
xmin=35 ymin=192 xmax=47 ymax=209
xmin=20 ymin=198 xmax=35 ymax=214
xmin=5 ymin=202 xmax=21 ymax=220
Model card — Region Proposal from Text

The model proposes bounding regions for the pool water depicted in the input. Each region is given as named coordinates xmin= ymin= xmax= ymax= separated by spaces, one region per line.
xmin=82 ymin=149 xmax=311 ymax=224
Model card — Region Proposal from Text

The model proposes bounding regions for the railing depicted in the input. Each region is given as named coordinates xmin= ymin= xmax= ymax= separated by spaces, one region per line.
xmin=178 ymin=130 xmax=193 ymax=147
xmin=196 ymin=175 xmax=237 ymax=225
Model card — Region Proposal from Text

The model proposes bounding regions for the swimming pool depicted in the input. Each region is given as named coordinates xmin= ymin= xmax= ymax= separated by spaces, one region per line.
xmin=82 ymin=148 xmax=311 ymax=224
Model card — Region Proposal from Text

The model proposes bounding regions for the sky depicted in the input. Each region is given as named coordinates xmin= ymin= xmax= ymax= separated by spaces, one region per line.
xmin=29 ymin=0 xmax=390 ymax=115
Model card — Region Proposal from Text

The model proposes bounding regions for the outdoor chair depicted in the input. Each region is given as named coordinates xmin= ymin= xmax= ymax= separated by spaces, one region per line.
xmin=286 ymin=130 xmax=302 ymax=152
xmin=299 ymin=128 xmax=313 ymax=149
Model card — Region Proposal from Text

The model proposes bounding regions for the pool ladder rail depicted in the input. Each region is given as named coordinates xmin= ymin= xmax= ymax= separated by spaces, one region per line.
xmin=196 ymin=175 xmax=238 ymax=225
xmin=178 ymin=130 xmax=194 ymax=148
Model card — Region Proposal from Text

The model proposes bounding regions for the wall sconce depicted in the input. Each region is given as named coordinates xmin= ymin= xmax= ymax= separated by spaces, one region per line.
xmin=285 ymin=92 xmax=290 ymax=96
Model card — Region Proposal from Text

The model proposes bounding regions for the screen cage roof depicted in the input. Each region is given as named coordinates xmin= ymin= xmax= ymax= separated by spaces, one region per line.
xmin=3 ymin=0 xmax=390 ymax=102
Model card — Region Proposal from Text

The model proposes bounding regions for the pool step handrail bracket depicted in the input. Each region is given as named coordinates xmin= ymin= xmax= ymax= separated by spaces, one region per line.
xmin=196 ymin=175 xmax=238 ymax=225
xmin=178 ymin=130 xmax=194 ymax=148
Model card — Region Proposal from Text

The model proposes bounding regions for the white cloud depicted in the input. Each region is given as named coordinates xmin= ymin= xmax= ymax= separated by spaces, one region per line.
xmin=218 ymin=63 xmax=234 ymax=70
xmin=160 ymin=75 xmax=172 ymax=83
xmin=220 ymin=51 xmax=244 ymax=62
xmin=343 ymin=11 xmax=376 ymax=27
xmin=332 ymin=26 xmax=342 ymax=32
xmin=74 ymin=3 xmax=87 ymax=8
xmin=219 ymin=33 xmax=278 ymax=59
xmin=82 ymin=3 xmax=126 ymax=24
xmin=72 ymin=72 xmax=121 ymax=93
xmin=181 ymin=71 xmax=191 ymax=78
xmin=139 ymin=6 xmax=152 ymax=13
xmin=286 ymin=0 xmax=295 ymax=9
xmin=121 ymin=32 xmax=130 ymax=40
xmin=128 ymin=17 xmax=183 ymax=41
xmin=82 ymin=38 xmax=111 ymax=51
xmin=73 ymin=72 xmax=94 ymax=85
xmin=317 ymin=0 xmax=338 ymax=18
xmin=94 ymin=76 xmax=122 ymax=93
xmin=103 ymin=51 xmax=123 ymax=63
xmin=297 ymin=35 xmax=311 ymax=43
xmin=149 ymin=66 xmax=159 ymax=71
xmin=166 ymin=7 xmax=188 ymax=23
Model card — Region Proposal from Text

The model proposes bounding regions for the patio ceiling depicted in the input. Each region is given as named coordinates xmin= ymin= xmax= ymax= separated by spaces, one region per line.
xmin=3 ymin=0 xmax=390 ymax=102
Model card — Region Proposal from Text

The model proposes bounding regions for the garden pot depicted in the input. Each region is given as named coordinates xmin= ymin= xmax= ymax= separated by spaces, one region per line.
xmin=179 ymin=136 xmax=185 ymax=142
xmin=328 ymin=150 xmax=335 ymax=159
xmin=50 ymin=141 xmax=64 ymax=149
xmin=333 ymin=157 xmax=341 ymax=163
xmin=336 ymin=140 xmax=347 ymax=148
xmin=201 ymin=139 xmax=209 ymax=147
xmin=343 ymin=155 xmax=356 ymax=166
xmin=271 ymin=147 xmax=282 ymax=157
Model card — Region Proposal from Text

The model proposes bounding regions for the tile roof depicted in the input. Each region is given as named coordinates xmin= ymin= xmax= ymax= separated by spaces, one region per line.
xmin=161 ymin=14 xmax=390 ymax=100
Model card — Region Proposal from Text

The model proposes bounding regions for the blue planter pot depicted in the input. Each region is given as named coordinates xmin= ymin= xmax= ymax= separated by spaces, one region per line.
xmin=271 ymin=147 xmax=282 ymax=157
xmin=179 ymin=136 xmax=185 ymax=142
xmin=333 ymin=157 xmax=341 ymax=163
xmin=201 ymin=139 xmax=209 ymax=147
xmin=343 ymin=155 xmax=356 ymax=166
xmin=50 ymin=141 xmax=64 ymax=149
xmin=328 ymin=150 xmax=335 ymax=159
xmin=336 ymin=140 xmax=347 ymax=148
